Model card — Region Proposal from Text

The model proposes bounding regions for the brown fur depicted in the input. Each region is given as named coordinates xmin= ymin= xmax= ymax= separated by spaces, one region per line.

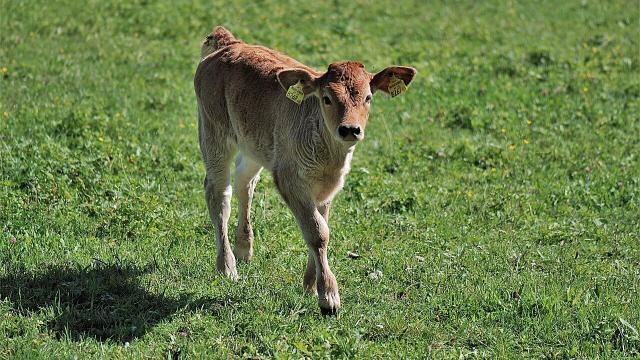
xmin=200 ymin=26 xmax=241 ymax=59
xmin=194 ymin=27 xmax=416 ymax=314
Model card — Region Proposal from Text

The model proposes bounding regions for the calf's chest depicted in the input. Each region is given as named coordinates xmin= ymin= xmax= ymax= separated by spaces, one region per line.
xmin=305 ymin=154 xmax=353 ymax=205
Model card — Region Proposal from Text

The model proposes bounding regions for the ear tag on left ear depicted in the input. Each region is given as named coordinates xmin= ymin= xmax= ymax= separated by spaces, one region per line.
xmin=388 ymin=75 xmax=407 ymax=97
xmin=286 ymin=81 xmax=305 ymax=105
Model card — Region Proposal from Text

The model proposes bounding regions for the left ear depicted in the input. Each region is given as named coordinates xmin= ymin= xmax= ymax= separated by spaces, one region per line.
xmin=276 ymin=68 xmax=319 ymax=96
xmin=370 ymin=66 xmax=417 ymax=95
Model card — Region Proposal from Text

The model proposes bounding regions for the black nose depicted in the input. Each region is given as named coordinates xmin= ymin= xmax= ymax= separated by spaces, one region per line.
xmin=337 ymin=125 xmax=362 ymax=141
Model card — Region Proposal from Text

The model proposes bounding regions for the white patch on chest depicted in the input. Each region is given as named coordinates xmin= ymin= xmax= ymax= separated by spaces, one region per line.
xmin=309 ymin=151 xmax=353 ymax=205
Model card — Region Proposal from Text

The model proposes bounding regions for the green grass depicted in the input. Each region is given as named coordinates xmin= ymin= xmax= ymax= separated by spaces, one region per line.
xmin=1 ymin=0 xmax=639 ymax=358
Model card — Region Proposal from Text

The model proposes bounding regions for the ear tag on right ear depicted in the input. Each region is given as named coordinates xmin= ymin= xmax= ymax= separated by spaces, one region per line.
xmin=388 ymin=75 xmax=407 ymax=97
xmin=286 ymin=81 xmax=305 ymax=104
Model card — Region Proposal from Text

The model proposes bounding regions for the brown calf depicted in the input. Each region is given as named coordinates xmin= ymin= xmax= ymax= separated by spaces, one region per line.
xmin=194 ymin=27 xmax=416 ymax=314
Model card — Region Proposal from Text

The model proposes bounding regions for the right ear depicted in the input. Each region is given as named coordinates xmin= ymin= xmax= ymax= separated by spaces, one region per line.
xmin=276 ymin=68 xmax=318 ymax=96
xmin=370 ymin=66 xmax=417 ymax=95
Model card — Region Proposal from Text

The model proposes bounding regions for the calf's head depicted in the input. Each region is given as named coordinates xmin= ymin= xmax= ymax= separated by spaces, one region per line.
xmin=277 ymin=62 xmax=416 ymax=145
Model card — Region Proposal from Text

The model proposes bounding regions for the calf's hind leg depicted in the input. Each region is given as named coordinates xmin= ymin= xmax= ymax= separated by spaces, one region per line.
xmin=233 ymin=154 xmax=262 ymax=261
xmin=203 ymin=149 xmax=238 ymax=279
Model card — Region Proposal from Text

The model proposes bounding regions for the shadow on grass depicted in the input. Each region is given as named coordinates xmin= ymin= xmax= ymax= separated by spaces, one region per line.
xmin=0 ymin=261 xmax=233 ymax=343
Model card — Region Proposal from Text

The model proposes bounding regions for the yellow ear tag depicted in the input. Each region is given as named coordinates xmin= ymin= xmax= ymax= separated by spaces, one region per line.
xmin=388 ymin=75 xmax=407 ymax=97
xmin=286 ymin=81 xmax=305 ymax=104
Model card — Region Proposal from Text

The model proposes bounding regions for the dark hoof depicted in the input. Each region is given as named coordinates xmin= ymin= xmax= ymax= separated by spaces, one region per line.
xmin=320 ymin=307 xmax=338 ymax=316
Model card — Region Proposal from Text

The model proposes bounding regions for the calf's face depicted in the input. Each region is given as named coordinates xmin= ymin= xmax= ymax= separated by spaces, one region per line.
xmin=277 ymin=62 xmax=416 ymax=145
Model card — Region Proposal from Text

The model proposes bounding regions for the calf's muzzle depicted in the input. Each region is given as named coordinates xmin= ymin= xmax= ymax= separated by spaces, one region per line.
xmin=337 ymin=125 xmax=362 ymax=142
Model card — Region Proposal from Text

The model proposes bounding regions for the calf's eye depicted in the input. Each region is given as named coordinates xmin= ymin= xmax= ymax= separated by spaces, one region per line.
xmin=365 ymin=95 xmax=372 ymax=104
xmin=323 ymin=96 xmax=332 ymax=105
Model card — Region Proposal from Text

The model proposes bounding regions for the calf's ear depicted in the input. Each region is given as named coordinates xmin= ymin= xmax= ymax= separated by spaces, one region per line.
xmin=277 ymin=69 xmax=318 ymax=96
xmin=370 ymin=66 xmax=417 ymax=95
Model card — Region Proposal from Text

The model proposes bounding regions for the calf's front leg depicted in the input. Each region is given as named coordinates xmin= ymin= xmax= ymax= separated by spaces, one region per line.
xmin=304 ymin=202 xmax=331 ymax=294
xmin=274 ymin=172 xmax=341 ymax=315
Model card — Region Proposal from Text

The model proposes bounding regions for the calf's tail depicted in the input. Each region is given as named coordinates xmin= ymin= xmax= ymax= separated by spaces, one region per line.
xmin=200 ymin=26 xmax=239 ymax=59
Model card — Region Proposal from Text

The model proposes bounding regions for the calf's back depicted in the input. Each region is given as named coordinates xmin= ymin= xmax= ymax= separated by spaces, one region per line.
xmin=194 ymin=36 xmax=321 ymax=169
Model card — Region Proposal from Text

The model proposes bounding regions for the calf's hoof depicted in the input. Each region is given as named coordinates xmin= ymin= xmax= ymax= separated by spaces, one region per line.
xmin=216 ymin=253 xmax=238 ymax=280
xmin=234 ymin=227 xmax=254 ymax=262
xmin=233 ymin=244 xmax=253 ymax=262
xmin=320 ymin=307 xmax=338 ymax=316
xmin=318 ymin=291 xmax=341 ymax=316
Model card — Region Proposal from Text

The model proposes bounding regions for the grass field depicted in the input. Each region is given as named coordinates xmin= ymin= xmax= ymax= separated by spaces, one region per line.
xmin=1 ymin=0 xmax=639 ymax=358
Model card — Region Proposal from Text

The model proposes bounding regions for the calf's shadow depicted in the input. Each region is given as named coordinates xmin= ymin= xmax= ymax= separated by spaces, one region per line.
xmin=0 ymin=262 xmax=230 ymax=343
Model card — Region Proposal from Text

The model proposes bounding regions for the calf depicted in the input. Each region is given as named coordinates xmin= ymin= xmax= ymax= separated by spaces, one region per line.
xmin=194 ymin=27 xmax=416 ymax=314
